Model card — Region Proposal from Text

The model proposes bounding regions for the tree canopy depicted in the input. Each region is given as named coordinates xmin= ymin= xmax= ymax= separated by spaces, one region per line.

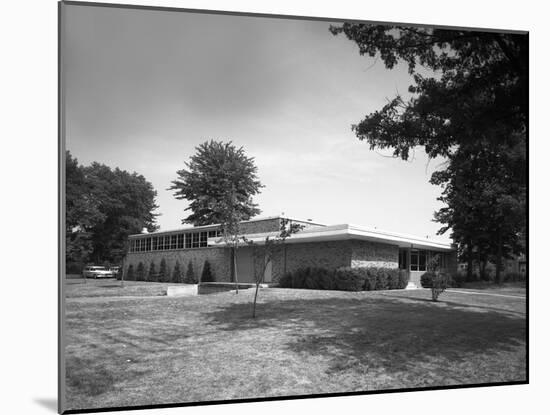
xmin=330 ymin=24 xmax=527 ymax=280
xmin=169 ymin=140 xmax=263 ymax=226
xmin=66 ymin=151 xmax=159 ymax=266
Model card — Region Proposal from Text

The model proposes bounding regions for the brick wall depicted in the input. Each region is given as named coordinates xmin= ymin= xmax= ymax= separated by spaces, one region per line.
xmin=277 ymin=240 xmax=353 ymax=281
xmin=124 ymin=247 xmax=232 ymax=282
xmin=350 ymin=240 xmax=399 ymax=268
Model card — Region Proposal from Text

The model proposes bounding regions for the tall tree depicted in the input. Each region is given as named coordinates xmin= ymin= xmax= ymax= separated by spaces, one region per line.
xmin=65 ymin=152 xmax=159 ymax=266
xmin=84 ymin=163 xmax=159 ymax=263
xmin=169 ymin=140 xmax=263 ymax=226
xmin=330 ymin=24 xmax=527 ymax=279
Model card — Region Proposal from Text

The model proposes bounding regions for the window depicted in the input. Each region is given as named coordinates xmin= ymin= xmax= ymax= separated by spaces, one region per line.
xmin=145 ymin=238 xmax=151 ymax=252
xmin=152 ymin=237 xmax=158 ymax=251
xmin=192 ymin=232 xmax=200 ymax=248
xmin=164 ymin=236 xmax=170 ymax=250
xmin=200 ymin=232 xmax=208 ymax=247
xmin=208 ymin=230 xmax=217 ymax=238
xmin=158 ymin=236 xmax=164 ymax=250
xmin=171 ymin=234 xmax=177 ymax=249
xmin=410 ymin=250 xmax=427 ymax=272
xmin=177 ymin=233 xmax=184 ymax=249
xmin=185 ymin=233 xmax=192 ymax=249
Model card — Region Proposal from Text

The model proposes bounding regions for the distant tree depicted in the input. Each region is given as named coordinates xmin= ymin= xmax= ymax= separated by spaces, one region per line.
xmin=172 ymin=261 xmax=183 ymax=283
xmin=169 ymin=140 xmax=263 ymax=226
xmin=84 ymin=162 xmax=159 ymax=263
xmin=148 ymin=261 xmax=157 ymax=282
xmin=65 ymin=151 xmax=159 ymax=266
xmin=158 ymin=258 xmax=169 ymax=282
xmin=136 ymin=262 xmax=145 ymax=282
xmin=200 ymin=260 xmax=214 ymax=283
xmin=184 ymin=262 xmax=197 ymax=284
xmin=126 ymin=264 xmax=135 ymax=281
xmin=65 ymin=151 xmax=104 ymax=266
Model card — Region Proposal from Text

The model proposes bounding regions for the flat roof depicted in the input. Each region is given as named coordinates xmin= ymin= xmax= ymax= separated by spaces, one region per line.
xmin=207 ymin=223 xmax=453 ymax=251
xmin=128 ymin=216 xmax=325 ymax=237
xmin=130 ymin=216 xmax=453 ymax=251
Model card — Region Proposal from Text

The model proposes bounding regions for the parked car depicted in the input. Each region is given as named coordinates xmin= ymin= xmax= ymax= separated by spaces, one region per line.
xmin=82 ymin=266 xmax=115 ymax=279
xmin=109 ymin=266 xmax=121 ymax=277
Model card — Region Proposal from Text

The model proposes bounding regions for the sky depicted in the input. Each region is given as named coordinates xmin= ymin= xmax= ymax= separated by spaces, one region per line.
xmin=62 ymin=3 xmax=451 ymax=242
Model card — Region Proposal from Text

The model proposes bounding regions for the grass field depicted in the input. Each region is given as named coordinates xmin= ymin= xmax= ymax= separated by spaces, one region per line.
xmin=64 ymin=282 xmax=526 ymax=411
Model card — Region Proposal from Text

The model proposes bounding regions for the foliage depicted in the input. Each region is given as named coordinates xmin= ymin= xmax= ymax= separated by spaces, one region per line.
xmin=65 ymin=151 xmax=159 ymax=265
xmin=169 ymin=140 xmax=263 ymax=226
xmin=248 ymin=218 xmax=305 ymax=317
xmin=172 ymin=261 xmax=183 ymax=283
xmin=420 ymin=272 xmax=436 ymax=288
xmin=200 ymin=260 xmax=215 ymax=283
xmin=279 ymin=267 xmax=409 ymax=292
xmin=126 ymin=264 xmax=135 ymax=281
xmin=158 ymin=258 xmax=169 ymax=283
xmin=333 ymin=268 xmax=366 ymax=291
xmin=330 ymin=25 xmax=527 ymax=286
xmin=148 ymin=262 xmax=157 ymax=282
xmin=184 ymin=262 xmax=197 ymax=284
xmin=136 ymin=262 xmax=145 ymax=282
xmin=431 ymin=273 xmax=451 ymax=302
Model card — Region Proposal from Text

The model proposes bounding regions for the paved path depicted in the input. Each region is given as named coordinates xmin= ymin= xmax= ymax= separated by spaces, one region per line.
xmin=446 ymin=289 xmax=526 ymax=299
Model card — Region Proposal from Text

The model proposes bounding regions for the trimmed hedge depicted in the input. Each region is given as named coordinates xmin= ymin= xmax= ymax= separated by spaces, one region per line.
xmin=279 ymin=267 xmax=409 ymax=292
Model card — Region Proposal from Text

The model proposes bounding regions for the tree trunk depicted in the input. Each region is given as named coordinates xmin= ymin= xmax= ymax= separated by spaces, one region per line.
xmin=233 ymin=245 xmax=239 ymax=294
xmin=467 ymin=242 xmax=473 ymax=281
xmin=253 ymin=254 xmax=270 ymax=319
xmin=495 ymin=229 xmax=503 ymax=284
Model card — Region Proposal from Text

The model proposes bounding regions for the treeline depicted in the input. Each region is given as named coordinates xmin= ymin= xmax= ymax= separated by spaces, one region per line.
xmin=66 ymin=151 xmax=159 ymax=270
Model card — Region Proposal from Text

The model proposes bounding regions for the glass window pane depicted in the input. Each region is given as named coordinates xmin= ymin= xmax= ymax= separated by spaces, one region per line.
xmin=185 ymin=233 xmax=191 ymax=249
xmin=192 ymin=232 xmax=200 ymax=248
xmin=177 ymin=234 xmax=184 ymax=249
xmin=410 ymin=251 xmax=418 ymax=271
xmin=419 ymin=251 xmax=427 ymax=271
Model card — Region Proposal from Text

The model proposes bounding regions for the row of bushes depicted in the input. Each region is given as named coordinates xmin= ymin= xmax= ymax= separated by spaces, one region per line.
xmin=422 ymin=270 xmax=527 ymax=288
xmin=455 ymin=268 xmax=527 ymax=283
xmin=278 ymin=267 xmax=409 ymax=291
xmin=124 ymin=260 xmax=214 ymax=283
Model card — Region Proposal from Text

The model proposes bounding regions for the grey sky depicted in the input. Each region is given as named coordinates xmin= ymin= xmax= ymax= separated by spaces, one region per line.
xmin=63 ymin=3 xmax=450 ymax=242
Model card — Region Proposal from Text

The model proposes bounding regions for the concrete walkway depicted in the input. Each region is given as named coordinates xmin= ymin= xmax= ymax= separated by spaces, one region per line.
xmin=446 ymin=289 xmax=526 ymax=299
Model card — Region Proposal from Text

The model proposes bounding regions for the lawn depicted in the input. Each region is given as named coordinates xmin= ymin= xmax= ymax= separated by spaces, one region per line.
xmin=64 ymin=284 xmax=527 ymax=411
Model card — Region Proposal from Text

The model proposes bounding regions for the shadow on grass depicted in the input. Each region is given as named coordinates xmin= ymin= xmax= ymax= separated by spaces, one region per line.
xmin=66 ymin=356 xmax=152 ymax=397
xmin=203 ymin=293 xmax=526 ymax=379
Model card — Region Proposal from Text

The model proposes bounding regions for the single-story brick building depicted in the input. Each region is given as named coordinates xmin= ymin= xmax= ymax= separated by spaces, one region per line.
xmin=124 ymin=216 xmax=456 ymax=288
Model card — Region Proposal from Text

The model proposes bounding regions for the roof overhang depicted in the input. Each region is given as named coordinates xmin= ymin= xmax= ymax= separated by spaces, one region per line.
xmin=209 ymin=224 xmax=453 ymax=251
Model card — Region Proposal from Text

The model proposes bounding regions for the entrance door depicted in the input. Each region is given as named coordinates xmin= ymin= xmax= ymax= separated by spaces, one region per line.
xmin=235 ymin=247 xmax=255 ymax=283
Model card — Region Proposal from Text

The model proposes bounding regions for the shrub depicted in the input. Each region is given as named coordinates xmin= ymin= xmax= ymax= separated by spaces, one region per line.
xmin=200 ymin=260 xmax=215 ymax=283
xmin=503 ymin=271 xmax=525 ymax=282
xmin=279 ymin=266 xmax=408 ymax=292
xmin=334 ymin=267 xmax=366 ymax=291
xmin=158 ymin=258 xmax=169 ymax=282
xmin=148 ymin=261 xmax=157 ymax=282
xmin=431 ymin=272 xmax=451 ymax=301
xmin=126 ymin=264 xmax=135 ymax=281
xmin=397 ymin=269 xmax=409 ymax=289
xmin=172 ymin=261 xmax=183 ymax=283
xmin=279 ymin=272 xmax=292 ymax=288
xmin=136 ymin=262 xmax=145 ymax=281
xmin=451 ymin=272 xmax=466 ymax=287
xmin=420 ymin=271 xmax=436 ymax=288
xmin=184 ymin=262 xmax=197 ymax=284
